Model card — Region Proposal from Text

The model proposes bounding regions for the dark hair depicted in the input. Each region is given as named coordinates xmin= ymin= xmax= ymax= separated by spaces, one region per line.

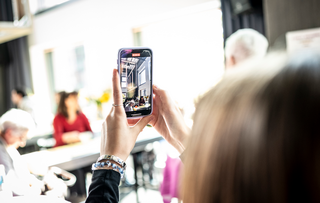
xmin=13 ymin=88 xmax=26 ymax=97
xmin=57 ymin=91 xmax=79 ymax=118
xmin=183 ymin=52 xmax=320 ymax=203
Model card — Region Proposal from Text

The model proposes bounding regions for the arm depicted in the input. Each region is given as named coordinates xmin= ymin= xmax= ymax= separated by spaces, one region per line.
xmin=150 ymin=85 xmax=190 ymax=153
xmin=86 ymin=69 xmax=153 ymax=202
xmin=61 ymin=131 xmax=80 ymax=144
xmin=85 ymin=170 xmax=120 ymax=203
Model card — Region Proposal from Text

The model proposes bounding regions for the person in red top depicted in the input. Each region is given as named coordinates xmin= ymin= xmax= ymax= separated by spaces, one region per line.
xmin=53 ymin=91 xmax=92 ymax=147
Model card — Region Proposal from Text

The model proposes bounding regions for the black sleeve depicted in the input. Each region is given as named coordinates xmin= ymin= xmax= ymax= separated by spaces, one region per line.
xmin=85 ymin=170 xmax=121 ymax=203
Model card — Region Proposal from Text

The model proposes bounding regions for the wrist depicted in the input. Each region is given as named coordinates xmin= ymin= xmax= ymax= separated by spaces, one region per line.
xmin=95 ymin=160 xmax=119 ymax=170
xmin=170 ymin=127 xmax=190 ymax=154
xmin=168 ymin=137 xmax=186 ymax=154
xmin=92 ymin=160 xmax=125 ymax=178
xmin=97 ymin=154 xmax=127 ymax=169
xmin=177 ymin=127 xmax=190 ymax=148
xmin=101 ymin=153 xmax=127 ymax=162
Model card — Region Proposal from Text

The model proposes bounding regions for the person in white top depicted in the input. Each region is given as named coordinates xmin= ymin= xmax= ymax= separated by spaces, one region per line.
xmin=0 ymin=109 xmax=67 ymax=198
xmin=225 ymin=28 xmax=269 ymax=69
xmin=0 ymin=109 xmax=41 ymax=196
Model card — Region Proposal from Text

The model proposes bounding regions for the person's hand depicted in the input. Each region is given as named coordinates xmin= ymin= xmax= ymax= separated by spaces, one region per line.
xmin=151 ymin=85 xmax=190 ymax=154
xmin=129 ymin=85 xmax=190 ymax=154
xmin=100 ymin=69 xmax=154 ymax=161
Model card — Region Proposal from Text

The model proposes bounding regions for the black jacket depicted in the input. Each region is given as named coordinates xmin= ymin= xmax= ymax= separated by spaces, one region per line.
xmin=85 ymin=170 xmax=120 ymax=203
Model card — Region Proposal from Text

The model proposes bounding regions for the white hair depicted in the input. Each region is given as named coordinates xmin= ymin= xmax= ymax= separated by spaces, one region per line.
xmin=225 ymin=29 xmax=269 ymax=64
xmin=0 ymin=109 xmax=35 ymax=138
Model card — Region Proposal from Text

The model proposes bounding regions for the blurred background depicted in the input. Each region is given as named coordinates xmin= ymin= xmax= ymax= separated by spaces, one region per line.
xmin=0 ymin=0 xmax=320 ymax=202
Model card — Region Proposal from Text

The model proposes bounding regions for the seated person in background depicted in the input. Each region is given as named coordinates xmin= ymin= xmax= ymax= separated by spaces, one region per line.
xmin=139 ymin=96 xmax=145 ymax=106
xmin=53 ymin=91 xmax=92 ymax=147
xmin=0 ymin=109 xmax=40 ymax=196
xmin=124 ymin=100 xmax=135 ymax=112
xmin=225 ymin=28 xmax=268 ymax=69
xmin=11 ymin=88 xmax=35 ymax=121
xmin=0 ymin=109 xmax=67 ymax=197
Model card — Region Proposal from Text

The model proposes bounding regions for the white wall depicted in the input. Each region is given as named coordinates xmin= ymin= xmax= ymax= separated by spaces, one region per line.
xmin=29 ymin=0 xmax=224 ymax=119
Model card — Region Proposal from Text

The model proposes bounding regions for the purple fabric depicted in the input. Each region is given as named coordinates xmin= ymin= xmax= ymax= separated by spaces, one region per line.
xmin=160 ymin=156 xmax=182 ymax=203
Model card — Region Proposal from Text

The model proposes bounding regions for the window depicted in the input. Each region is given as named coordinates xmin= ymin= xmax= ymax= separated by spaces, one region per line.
xmin=139 ymin=68 xmax=146 ymax=85
xmin=44 ymin=44 xmax=86 ymax=113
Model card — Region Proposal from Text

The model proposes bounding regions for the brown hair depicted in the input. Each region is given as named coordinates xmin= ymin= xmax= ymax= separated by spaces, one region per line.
xmin=57 ymin=91 xmax=79 ymax=118
xmin=182 ymin=52 xmax=320 ymax=203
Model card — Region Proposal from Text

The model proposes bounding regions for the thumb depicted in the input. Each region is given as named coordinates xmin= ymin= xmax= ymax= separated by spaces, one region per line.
xmin=132 ymin=115 xmax=154 ymax=135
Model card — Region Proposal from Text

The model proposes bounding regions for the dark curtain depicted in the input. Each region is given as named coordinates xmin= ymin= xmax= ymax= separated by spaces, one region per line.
xmin=221 ymin=0 xmax=266 ymax=45
xmin=0 ymin=0 xmax=33 ymax=115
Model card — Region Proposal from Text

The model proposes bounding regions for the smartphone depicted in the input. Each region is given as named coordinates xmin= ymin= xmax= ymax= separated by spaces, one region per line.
xmin=117 ymin=47 xmax=153 ymax=118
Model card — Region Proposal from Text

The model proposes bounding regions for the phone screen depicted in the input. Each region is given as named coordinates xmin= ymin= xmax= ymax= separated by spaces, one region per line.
xmin=118 ymin=48 xmax=153 ymax=117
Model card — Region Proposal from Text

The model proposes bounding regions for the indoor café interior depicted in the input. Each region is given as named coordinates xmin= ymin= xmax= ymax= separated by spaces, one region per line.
xmin=1 ymin=0 xmax=320 ymax=203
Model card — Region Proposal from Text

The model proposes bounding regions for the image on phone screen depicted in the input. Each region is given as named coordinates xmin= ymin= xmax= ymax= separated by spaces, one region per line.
xmin=119 ymin=48 xmax=152 ymax=117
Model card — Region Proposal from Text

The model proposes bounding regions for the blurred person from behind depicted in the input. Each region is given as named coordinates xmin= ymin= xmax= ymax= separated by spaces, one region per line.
xmin=0 ymin=109 xmax=41 ymax=196
xmin=11 ymin=88 xmax=35 ymax=121
xmin=53 ymin=91 xmax=92 ymax=147
xmin=86 ymin=51 xmax=320 ymax=203
xmin=225 ymin=28 xmax=269 ymax=69
xmin=182 ymin=51 xmax=320 ymax=202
